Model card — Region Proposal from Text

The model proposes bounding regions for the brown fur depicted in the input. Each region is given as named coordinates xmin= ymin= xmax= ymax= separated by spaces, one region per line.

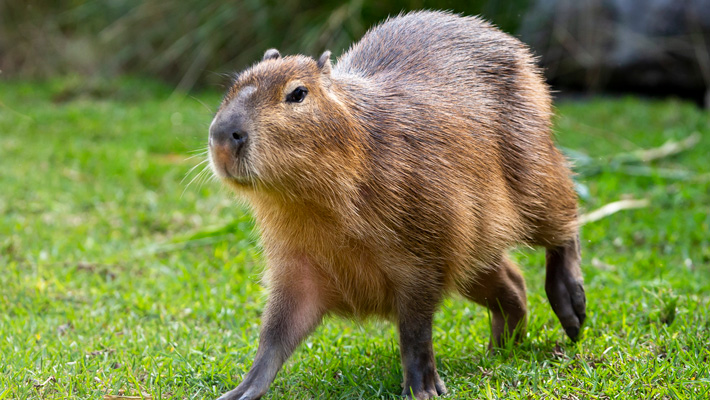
xmin=208 ymin=11 xmax=586 ymax=400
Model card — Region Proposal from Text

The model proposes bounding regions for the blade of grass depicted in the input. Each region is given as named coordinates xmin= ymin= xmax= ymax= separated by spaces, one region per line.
xmin=580 ymin=198 xmax=650 ymax=225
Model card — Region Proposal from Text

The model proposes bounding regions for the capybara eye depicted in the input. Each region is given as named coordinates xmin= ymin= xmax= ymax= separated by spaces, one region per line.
xmin=286 ymin=86 xmax=308 ymax=103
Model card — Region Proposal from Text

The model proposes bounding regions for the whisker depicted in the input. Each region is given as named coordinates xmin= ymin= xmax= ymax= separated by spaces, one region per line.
xmin=187 ymin=147 xmax=209 ymax=154
xmin=190 ymin=95 xmax=216 ymax=114
xmin=194 ymin=165 xmax=211 ymax=186
xmin=180 ymin=158 xmax=210 ymax=185
xmin=183 ymin=151 xmax=209 ymax=162
xmin=197 ymin=161 xmax=213 ymax=181
xmin=193 ymin=164 xmax=217 ymax=192
xmin=181 ymin=164 xmax=211 ymax=199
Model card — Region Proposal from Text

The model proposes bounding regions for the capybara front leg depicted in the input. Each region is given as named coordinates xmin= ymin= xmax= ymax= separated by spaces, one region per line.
xmin=545 ymin=235 xmax=586 ymax=341
xmin=398 ymin=304 xmax=446 ymax=399
xmin=217 ymin=284 xmax=324 ymax=400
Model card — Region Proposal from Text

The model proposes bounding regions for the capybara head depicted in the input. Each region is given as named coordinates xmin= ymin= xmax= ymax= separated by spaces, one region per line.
xmin=209 ymin=50 xmax=359 ymax=194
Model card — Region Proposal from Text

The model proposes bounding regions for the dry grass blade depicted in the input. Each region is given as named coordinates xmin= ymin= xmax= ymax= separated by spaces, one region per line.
xmin=33 ymin=376 xmax=56 ymax=388
xmin=615 ymin=132 xmax=701 ymax=163
xmin=580 ymin=198 xmax=650 ymax=225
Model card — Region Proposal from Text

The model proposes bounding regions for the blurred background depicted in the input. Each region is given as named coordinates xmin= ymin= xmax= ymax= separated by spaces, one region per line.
xmin=2 ymin=0 xmax=710 ymax=105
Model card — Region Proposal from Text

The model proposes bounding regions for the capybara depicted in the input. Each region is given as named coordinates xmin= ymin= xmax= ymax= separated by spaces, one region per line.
xmin=207 ymin=10 xmax=586 ymax=400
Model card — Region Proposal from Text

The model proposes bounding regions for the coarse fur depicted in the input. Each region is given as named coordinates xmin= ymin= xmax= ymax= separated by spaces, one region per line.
xmin=207 ymin=10 xmax=586 ymax=400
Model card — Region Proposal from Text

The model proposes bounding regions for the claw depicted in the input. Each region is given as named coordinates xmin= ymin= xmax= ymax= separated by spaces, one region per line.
xmin=402 ymin=378 xmax=447 ymax=399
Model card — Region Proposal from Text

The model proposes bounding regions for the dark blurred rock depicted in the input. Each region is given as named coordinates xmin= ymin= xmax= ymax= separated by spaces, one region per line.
xmin=520 ymin=0 xmax=710 ymax=106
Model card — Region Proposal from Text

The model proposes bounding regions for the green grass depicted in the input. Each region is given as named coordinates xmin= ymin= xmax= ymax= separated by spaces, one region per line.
xmin=1 ymin=79 xmax=709 ymax=399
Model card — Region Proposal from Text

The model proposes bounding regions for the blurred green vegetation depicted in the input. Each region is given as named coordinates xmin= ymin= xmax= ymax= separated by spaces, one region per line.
xmin=0 ymin=0 xmax=528 ymax=91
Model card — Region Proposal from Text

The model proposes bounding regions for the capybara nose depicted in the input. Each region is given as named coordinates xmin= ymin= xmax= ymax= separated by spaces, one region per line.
xmin=209 ymin=117 xmax=248 ymax=153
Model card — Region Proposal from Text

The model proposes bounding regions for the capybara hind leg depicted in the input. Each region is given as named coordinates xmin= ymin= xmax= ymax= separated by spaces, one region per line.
xmin=398 ymin=298 xmax=447 ymax=399
xmin=217 ymin=281 xmax=324 ymax=400
xmin=545 ymin=235 xmax=586 ymax=341
xmin=459 ymin=256 xmax=527 ymax=347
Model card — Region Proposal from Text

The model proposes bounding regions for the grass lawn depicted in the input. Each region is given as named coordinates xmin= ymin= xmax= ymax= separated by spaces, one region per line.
xmin=1 ymin=78 xmax=709 ymax=399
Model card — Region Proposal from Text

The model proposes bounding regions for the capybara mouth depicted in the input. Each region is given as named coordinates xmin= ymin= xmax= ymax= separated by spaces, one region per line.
xmin=208 ymin=142 xmax=254 ymax=184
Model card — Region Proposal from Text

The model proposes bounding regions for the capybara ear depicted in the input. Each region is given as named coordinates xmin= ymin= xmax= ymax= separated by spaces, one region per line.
xmin=317 ymin=50 xmax=332 ymax=74
xmin=263 ymin=48 xmax=281 ymax=61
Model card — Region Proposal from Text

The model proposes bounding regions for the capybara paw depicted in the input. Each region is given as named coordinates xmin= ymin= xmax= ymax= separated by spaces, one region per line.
xmin=402 ymin=377 xmax=447 ymax=399
xmin=565 ymin=280 xmax=586 ymax=341
xmin=216 ymin=381 xmax=267 ymax=400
